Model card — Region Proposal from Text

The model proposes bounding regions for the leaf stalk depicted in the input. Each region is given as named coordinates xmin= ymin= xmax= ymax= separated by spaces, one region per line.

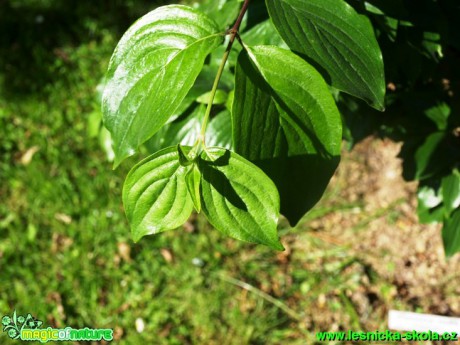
xmin=198 ymin=0 xmax=250 ymax=145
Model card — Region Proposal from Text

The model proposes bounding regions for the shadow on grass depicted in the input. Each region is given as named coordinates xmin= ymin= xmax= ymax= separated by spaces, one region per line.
xmin=0 ymin=0 xmax=170 ymax=98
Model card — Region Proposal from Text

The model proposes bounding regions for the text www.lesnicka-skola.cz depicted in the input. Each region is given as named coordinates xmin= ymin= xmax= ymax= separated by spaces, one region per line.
xmin=316 ymin=330 xmax=458 ymax=342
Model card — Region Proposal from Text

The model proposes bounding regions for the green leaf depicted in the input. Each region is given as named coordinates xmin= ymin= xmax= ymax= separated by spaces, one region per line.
xmin=177 ymin=144 xmax=193 ymax=167
xmin=144 ymin=102 xmax=234 ymax=154
xmin=442 ymin=169 xmax=460 ymax=214
xmin=123 ymin=146 xmax=194 ymax=242
xmin=205 ymin=110 xmax=233 ymax=149
xmin=186 ymin=164 xmax=202 ymax=213
xmin=266 ymin=0 xmax=386 ymax=109
xmin=241 ymin=19 xmax=287 ymax=48
xmin=195 ymin=0 xmax=242 ymax=31
xmin=102 ymin=5 xmax=223 ymax=167
xmin=198 ymin=147 xmax=283 ymax=250
xmin=425 ymin=102 xmax=450 ymax=131
xmin=99 ymin=127 xmax=115 ymax=163
xmin=417 ymin=184 xmax=444 ymax=224
xmin=197 ymin=89 xmax=228 ymax=105
xmin=443 ymin=207 xmax=460 ymax=257
xmin=144 ymin=105 xmax=205 ymax=154
xmin=87 ymin=111 xmax=102 ymax=138
xmin=233 ymin=46 xmax=341 ymax=225
xmin=414 ymin=132 xmax=446 ymax=180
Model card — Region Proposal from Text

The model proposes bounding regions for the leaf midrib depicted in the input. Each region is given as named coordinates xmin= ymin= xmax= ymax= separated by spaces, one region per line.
xmin=116 ymin=32 xmax=223 ymax=153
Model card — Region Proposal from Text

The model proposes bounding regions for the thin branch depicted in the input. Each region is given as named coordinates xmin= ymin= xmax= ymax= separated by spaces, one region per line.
xmin=198 ymin=0 xmax=251 ymax=143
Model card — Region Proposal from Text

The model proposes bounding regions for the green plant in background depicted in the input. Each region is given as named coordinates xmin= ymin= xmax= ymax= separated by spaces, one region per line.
xmin=102 ymin=0 xmax=460 ymax=256
xmin=102 ymin=0 xmax=385 ymax=249
xmin=337 ymin=0 xmax=460 ymax=257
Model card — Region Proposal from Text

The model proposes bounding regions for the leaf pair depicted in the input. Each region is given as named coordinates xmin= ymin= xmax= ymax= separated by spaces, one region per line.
xmin=123 ymin=146 xmax=283 ymax=250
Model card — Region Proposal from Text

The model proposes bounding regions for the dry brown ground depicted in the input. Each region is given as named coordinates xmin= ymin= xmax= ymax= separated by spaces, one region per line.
xmin=285 ymin=137 xmax=460 ymax=344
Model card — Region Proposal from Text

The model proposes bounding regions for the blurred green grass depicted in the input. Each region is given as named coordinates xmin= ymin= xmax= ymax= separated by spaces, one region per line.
xmin=0 ymin=1 xmax=426 ymax=344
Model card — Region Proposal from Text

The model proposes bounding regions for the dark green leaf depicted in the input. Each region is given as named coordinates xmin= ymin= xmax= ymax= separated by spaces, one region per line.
xmin=102 ymin=5 xmax=223 ymax=167
xmin=233 ymin=46 xmax=341 ymax=225
xmin=443 ymin=207 xmax=460 ymax=257
xmin=208 ymin=45 xmax=240 ymax=79
xmin=425 ymin=103 xmax=450 ymax=130
xmin=240 ymin=0 xmax=270 ymax=32
xmin=194 ymin=64 xmax=234 ymax=99
xmin=178 ymin=144 xmax=193 ymax=166
xmin=442 ymin=169 xmax=460 ymax=214
xmin=363 ymin=0 xmax=409 ymax=19
xmin=266 ymin=0 xmax=386 ymax=109
xmin=198 ymin=147 xmax=283 ymax=250
xmin=123 ymin=146 xmax=194 ymax=241
xmin=414 ymin=132 xmax=446 ymax=180
xmin=421 ymin=31 xmax=443 ymax=61
xmin=167 ymin=66 xmax=219 ymax=123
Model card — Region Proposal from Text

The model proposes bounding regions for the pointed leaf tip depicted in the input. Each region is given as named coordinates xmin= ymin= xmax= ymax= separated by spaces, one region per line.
xmin=198 ymin=147 xmax=282 ymax=249
xmin=123 ymin=146 xmax=194 ymax=241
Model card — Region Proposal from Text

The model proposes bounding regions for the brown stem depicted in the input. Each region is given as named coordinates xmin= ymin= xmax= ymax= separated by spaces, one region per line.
xmin=229 ymin=0 xmax=250 ymax=45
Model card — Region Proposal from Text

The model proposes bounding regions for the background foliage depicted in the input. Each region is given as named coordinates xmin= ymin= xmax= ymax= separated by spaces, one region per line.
xmin=339 ymin=0 xmax=460 ymax=256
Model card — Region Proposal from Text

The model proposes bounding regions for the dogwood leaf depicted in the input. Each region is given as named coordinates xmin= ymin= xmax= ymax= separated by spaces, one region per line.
xmin=267 ymin=0 xmax=385 ymax=109
xmin=198 ymin=147 xmax=283 ymax=250
xmin=233 ymin=46 xmax=341 ymax=225
xmin=102 ymin=5 xmax=222 ymax=167
xmin=123 ymin=146 xmax=194 ymax=241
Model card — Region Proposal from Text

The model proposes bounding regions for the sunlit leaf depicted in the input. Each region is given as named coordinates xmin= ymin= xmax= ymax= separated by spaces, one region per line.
xmin=123 ymin=146 xmax=193 ymax=241
xmin=195 ymin=0 xmax=242 ymax=30
xmin=206 ymin=110 xmax=233 ymax=149
xmin=417 ymin=184 xmax=444 ymax=224
xmin=186 ymin=164 xmax=202 ymax=213
xmin=144 ymin=104 xmax=205 ymax=154
xmin=199 ymin=147 xmax=283 ymax=250
xmin=102 ymin=5 xmax=223 ymax=167
xmin=266 ymin=0 xmax=386 ymax=109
